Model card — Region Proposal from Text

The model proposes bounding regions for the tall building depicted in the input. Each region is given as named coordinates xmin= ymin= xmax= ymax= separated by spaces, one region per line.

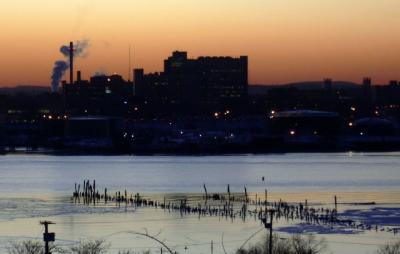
xmin=135 ymin=51 xmax=248 ymax=107
xmin=63 ymin=71 xmax=133 ymax=115
xmin=324 ymin=78 xmax=332 ymax=92
xmin=389 ymin=80 xmax=399 ymax=87
xmin=363 ymin=77 xmax=372 ymax=96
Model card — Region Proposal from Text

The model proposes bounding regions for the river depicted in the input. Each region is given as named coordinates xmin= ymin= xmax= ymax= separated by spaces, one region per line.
xmin=0 ymin=153 xmax=399 ymax=253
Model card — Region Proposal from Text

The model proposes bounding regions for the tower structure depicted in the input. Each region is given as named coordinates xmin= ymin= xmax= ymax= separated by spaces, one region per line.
xmin=69 ymin=42 xmax=74 ymax=85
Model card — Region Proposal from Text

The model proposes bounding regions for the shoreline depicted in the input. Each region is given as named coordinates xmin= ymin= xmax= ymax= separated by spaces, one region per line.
xmin=2 ymin=147 xmax=400 ymax=156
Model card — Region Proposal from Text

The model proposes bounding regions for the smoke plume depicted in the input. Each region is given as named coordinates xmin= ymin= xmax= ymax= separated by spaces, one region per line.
xmin=51 ymin=40 xmax=90 ymax=92
xmin=94 ymin=68 xmax=107 ymax=77
xmin=51 ymin=61 xmax=69 ymax=92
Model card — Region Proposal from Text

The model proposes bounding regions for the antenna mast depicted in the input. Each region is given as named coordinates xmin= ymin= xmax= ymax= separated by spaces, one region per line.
xmin=128 ymin=44 xmax=132 ymax=81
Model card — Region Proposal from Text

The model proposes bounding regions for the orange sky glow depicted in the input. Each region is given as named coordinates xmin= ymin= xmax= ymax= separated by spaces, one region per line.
xmin=0 ymin=0 xmax=399 ymax=87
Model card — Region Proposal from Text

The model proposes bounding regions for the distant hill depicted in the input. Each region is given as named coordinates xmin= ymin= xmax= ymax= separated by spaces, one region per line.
xmin=284 ymin=81 xmax=360 ymax=90
xmin=2 ymin=82 xmax=362 ymax=96
xmin=249 ymin=81 xmax=360 ymax=95
xmin=0 ymin=85 xmax=51 ymax=95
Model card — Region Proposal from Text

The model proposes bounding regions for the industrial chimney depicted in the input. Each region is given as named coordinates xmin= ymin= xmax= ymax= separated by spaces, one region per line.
xmin=77 ymin=71 xmax=82 ymax=82
xmin=69 ymin=42 xmax=74 ymax=85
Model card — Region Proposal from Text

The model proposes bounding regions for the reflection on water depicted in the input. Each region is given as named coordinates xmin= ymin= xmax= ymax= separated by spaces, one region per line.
xmin=1 ymin=152 xmax=400 ymax=196
xmin=0 ymin=153 xmax=400 ymax=254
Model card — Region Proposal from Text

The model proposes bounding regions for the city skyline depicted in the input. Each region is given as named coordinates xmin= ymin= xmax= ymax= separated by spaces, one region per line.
xmin=1 ymin=0 xmax=400 ymax=87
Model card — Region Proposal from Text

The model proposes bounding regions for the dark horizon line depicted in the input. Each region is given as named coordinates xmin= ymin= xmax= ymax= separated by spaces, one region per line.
xmin=0 ymin=79 xmax=398 ymax=89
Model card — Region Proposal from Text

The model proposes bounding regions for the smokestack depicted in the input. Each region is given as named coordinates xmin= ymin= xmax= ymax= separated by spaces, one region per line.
xmin=51 ymin=40 xmax=89 ymax=92
xmin=77 ymin=71 xmax=82 ymax=82
xmin=69 ymin=42 xmax=74 ymax=85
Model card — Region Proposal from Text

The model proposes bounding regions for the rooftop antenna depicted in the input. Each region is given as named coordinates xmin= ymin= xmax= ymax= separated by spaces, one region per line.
xmin=128 ymin=44 xmax=132 ymax=81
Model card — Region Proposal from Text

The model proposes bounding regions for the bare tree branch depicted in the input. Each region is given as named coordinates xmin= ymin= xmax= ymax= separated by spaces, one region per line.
xmin=238 ymin=228 xmax=264 ymax=251
xmin=125 ymin=230 xmax=175 ymax=254
xmin=221 ymin=233 xmax=228 ymax=254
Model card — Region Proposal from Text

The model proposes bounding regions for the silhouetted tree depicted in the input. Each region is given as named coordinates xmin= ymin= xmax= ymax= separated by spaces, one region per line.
xmin=7 ymin=240 xmax=64 ymax=254
xmin=377 ymin=240 xmax=400 ymax=254
xmin=236 ymin=234 xmax=326 ymax=254
xmin=69 ymin=239 xmax=109 ymax=254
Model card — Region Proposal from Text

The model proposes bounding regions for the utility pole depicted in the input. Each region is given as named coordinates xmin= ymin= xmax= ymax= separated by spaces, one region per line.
xmin=211 ymin=240 xmax=213 ymax=254
xmin=40 ymin=221 xmax=55 ymax=254
xmin=268 ymin=211 xmax=274 ymax=254
xmin=261 ymin=210 xmax=275 ymax=254
xmin=334 ymin=195 xmax=338 ymax=212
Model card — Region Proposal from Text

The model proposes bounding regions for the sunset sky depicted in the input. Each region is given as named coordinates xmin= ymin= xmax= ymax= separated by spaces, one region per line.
xmin=0 ymin=0 xmax=399 ymax=87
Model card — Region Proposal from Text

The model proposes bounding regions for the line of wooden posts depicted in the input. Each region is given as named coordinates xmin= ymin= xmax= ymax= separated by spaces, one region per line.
xmin=72 ymin=180 xmax=399 ymax=235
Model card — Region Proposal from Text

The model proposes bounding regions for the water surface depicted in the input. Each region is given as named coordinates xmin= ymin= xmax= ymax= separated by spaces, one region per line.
xmin=0 ymin=153 xmax=399 ymax=253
